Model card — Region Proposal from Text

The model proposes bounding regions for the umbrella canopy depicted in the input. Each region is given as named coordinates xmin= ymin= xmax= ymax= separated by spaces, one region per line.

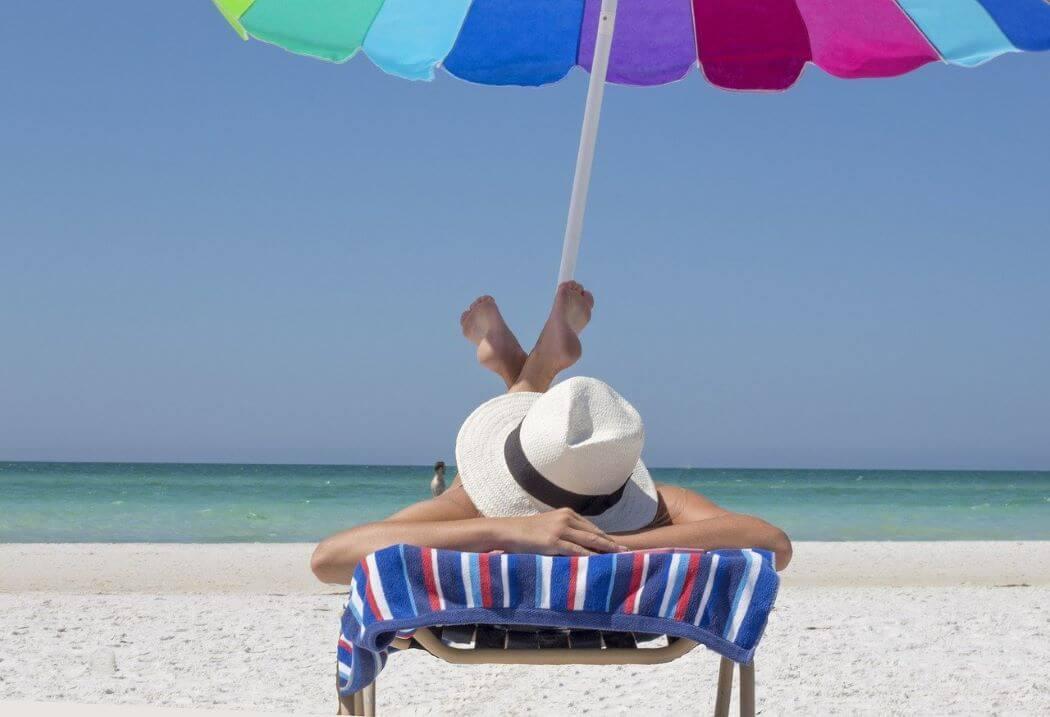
xmin=214 ymin=0 xmax=1050 ymax=89
xmin=210 ymin=0 xmax=1049 ymax=282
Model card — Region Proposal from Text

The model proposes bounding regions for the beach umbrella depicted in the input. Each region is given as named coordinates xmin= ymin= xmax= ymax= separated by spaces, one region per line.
xmin=211 ymin=0 xmax=1050 ymax=283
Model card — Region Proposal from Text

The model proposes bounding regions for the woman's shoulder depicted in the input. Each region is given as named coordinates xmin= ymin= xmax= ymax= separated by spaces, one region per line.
xmin=441 ymin=484 xmax=482 ymax=517
xmin=654 ymin=483 xmax=728 ymax=524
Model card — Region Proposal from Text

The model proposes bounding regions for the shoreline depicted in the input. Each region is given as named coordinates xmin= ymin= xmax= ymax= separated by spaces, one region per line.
xmin=2 ymin=541 xmax=1049 ymax=594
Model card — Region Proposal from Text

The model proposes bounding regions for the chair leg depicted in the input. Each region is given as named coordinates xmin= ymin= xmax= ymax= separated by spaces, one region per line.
xmin=739 ymin=662 xmax=755 ymax=717
xmin=363 ymin=680 xmax=376 ymax=717
xmin=336 ymin=672 xmax=360 ymax=716
xmin=714 ymin=656 xmax=734 ymax=717
xmin=335 ymin=673 xmax=365 ymax=717
xmin=337 ymin=689 xmax=356 ymax=716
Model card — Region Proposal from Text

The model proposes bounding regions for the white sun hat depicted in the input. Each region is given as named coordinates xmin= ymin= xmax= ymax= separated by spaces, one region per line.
xmin=455 ymin=376 xmax=659 ymax=533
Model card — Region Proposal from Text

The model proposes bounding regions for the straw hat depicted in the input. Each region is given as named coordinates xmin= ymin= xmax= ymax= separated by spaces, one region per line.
xmin=455 ymin=377 xmax=659 ymax=533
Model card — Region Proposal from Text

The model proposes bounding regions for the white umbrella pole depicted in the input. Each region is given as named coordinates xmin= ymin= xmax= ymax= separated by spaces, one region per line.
xmin=557 ymin=0 xmax=618 ymax=285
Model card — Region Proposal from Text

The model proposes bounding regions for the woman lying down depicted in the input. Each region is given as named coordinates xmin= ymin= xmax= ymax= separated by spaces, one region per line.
xmin=311 ymin=282 xmax=792 ymax=585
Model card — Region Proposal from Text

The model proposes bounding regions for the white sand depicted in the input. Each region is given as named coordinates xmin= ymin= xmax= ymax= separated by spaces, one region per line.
xmin=2 ymin=542 xmax=1048 ymax=715
xmin=3 ymin=702 xmax=323 ymax=717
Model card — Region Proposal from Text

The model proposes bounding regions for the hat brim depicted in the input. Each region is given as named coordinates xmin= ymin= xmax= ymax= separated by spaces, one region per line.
xmin=455 ymin=392 xmax=659 ymax=534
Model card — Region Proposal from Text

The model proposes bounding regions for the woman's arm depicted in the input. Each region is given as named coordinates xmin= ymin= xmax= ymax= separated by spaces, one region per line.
xmin=616 ymin=485 xmax=793 ymax=570
xmin=310 ymin=486 xmax=624 ymax=584
xmin=617 ymin=514 xmax=793 ymax=570
xmin=311 ymin=486 xmax=484 ymax=583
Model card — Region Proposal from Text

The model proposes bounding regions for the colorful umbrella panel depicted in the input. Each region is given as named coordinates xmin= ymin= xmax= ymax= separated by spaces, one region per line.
xmin=212 ymin=0 xmax=1050 ymax=91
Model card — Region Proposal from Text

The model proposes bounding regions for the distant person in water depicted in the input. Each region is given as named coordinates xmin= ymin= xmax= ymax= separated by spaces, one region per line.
xmin=312 ymin=282 xmax=792 ymax=585
xmin=430 ymin=461 xmax=446 ymax=497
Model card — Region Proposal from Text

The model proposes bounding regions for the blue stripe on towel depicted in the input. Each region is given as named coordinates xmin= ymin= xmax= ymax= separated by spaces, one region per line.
xmin=396 ymin=545 xmax=418 ymax=617
xmin=702 ymin=553 xmax=734 ymax=636
xmin=603 ymin=553 xmax=618 ymax=612
xmin=586 ymin=554 xmax=614 ymax=613
xmin=487 ymin=554 xmax=504 ymax=608
xmin=374 ymin=547 xmax=410 ymax=619
xmin=437 ymin=549 xmax=466 ymax=607
xmin=533 ymin=555 xmax=543 ymax=608
xmin=611 ymin=555 xmax=636 ymax=611
xmin=550 ymin=557 xmax=571 ymax=610
xmin=402 ymin=545 xmax=430 ymax=616
xmin=465 ymin=553 xmax=480 ymax=608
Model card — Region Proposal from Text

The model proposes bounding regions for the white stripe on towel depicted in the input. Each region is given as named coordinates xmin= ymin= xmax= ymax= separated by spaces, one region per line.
xmin=461 ymin=552 xmax=474 ymax=608
xmin=349 ymin=580 xmax=365 ymax=621
xmin=501 ymin=554 xmax=511 ymax=608
xmin=539 ymin=556 xmax=553 ymax=609
xmin=573 ymin=557 xmax=589 ymax=610
xmin=658 ymin=553 xmax=684 ymax=618
xmin=365 ymin=554 xmax=394 ymax=620
xmin=725 ymin=549 xmax=762 ymax=643
xmin=430 ymin=548 xmax=447 ymax=611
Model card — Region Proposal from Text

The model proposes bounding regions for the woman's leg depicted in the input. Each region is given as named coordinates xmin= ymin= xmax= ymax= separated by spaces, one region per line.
xmin=510 ymin=281 xmax=594 ymax=394
xmin=461 ymin=282 xmax=595 ymax=393
xmin=461 ymin=295 xmax=528 ymax=390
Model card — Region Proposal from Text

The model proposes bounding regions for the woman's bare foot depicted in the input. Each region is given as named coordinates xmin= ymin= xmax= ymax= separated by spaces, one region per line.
xmin=510 ymin=282 xmax=594 ymax=392
xmin=460 ymin=296 xmax=527 ymax=388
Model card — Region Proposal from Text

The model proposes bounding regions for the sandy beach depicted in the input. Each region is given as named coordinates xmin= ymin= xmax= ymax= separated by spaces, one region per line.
xmin=2 ymin=542 xmax=1048 ymax=715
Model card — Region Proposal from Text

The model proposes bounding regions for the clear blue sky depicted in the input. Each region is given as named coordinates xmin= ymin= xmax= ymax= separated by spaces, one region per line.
xmin=1 ymin=3 xmax=1047 ymax=469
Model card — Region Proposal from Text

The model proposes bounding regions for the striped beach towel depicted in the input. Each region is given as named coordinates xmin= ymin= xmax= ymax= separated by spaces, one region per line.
xmin=337 ymin=545 xmax=779 ymax=694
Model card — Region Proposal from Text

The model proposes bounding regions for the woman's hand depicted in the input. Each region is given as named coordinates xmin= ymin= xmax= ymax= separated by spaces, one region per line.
xmin=494 ymin=508 xmax=627 ymax=556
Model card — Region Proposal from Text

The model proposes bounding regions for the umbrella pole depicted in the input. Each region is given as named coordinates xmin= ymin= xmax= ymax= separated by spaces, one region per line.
xmin=557 ymin=0 xmax=618 ymax=285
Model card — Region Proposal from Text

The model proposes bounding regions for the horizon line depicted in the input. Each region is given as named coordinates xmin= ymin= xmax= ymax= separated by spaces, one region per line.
xmin=1 ymin=459 xmax=1047 ymax=474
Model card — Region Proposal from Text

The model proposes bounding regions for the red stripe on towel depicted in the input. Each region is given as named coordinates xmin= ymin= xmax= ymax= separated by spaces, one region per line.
xmin=479 ymin=552 xmax=493 ymax=607
xmin=674 ymin=552 xmax=703 ymax=620
xmin=421 ymin=547 xmax=441 ymax=612
xmin=567 ymin=556 xmax=579 ymax=610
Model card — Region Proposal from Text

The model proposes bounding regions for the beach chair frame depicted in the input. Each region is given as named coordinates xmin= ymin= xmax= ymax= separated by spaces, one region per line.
xmin=337 ymin=628 xmax=756 ymax=717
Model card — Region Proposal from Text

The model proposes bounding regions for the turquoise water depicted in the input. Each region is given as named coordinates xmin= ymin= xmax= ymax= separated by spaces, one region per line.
xmin=1 ymin=462 xmax=1047 ymax=542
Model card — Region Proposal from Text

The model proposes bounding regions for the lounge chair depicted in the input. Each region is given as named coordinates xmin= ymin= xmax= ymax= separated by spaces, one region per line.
xmin=334 ymin=545 xmax=777 ymax=716
xmin=337 ymin=625 xmax=757 ymax=717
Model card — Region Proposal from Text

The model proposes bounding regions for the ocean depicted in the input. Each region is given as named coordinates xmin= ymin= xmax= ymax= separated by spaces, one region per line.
xmin=1 ymin=462 xmax=1047 ymax=542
